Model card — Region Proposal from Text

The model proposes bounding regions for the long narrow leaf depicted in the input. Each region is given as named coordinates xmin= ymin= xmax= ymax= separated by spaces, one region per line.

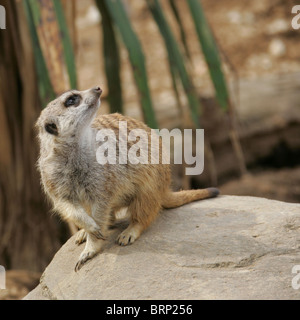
xmin=146 ymin=0 xmax=200 ymax=128
xmin=187 ymin=0 xmax=247 ymax=175
xmin=53 ymin=0 xmax=77 ymax=89
xmin=27 ymin=0 xmax=70 ymax=95
xmin=169 ymin=0 xmax=192 ymax=62
xmin=95 ymin=0 xmax=123 ymax=113
xmin=187 ymin=0 xmax=229 ymax=111
xmin=23 ymin=0 xmax=55 ymax=106
xmin=104 ymin=0 xmax=158 ymax=129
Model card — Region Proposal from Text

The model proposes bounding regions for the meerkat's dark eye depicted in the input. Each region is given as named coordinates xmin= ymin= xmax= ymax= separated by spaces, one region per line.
xmin=64 ymin=94 xmax=81 ymax=108
xmin=45 ymin=123 xmax=58 ymax=136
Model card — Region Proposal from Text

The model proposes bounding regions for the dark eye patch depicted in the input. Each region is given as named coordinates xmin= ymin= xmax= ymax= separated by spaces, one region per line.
xmin=45 ymin=123 xmax=58 ymax=136
xmin=64 ymin=94 xmax=81 ymax=108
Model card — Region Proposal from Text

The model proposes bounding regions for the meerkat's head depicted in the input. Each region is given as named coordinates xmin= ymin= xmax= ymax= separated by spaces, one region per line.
xmin=36 ymin=87 xmax=102 ymax=141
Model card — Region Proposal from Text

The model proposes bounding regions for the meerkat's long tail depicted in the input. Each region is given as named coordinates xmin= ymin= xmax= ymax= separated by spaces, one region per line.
xmin=162 ymin=188 xmax=219 ymax=209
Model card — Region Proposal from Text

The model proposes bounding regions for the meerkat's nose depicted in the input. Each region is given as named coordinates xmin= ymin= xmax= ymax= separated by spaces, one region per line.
xmin=93 ymin=86 xmax=102 ymax=95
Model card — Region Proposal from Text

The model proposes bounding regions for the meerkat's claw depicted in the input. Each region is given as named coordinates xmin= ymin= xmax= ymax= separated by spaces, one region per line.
xmin=75 ymin=229 xmax=87 ymax=245
xmin=116 ymin=230 xmax=136 ymax=246
xmin=75 ymin=251 xmax=95 ymax=272
xmin=116 ymin=223 xmax=143 ymax=246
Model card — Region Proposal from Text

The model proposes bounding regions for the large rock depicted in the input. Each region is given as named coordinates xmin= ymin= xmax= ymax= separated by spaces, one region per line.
xmin=24 ymin=196 xmax=300 ymax=300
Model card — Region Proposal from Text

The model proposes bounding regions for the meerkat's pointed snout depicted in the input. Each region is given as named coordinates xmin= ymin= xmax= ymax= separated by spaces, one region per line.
xmin=92 ymin=86 xmax=102 ymax=96
xmin=85 ymin=86 xmax=102 ymax=109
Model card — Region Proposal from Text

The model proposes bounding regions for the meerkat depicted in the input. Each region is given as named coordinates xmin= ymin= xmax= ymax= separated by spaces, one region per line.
xmin=36 ymin=87 xmax=219 ymax=271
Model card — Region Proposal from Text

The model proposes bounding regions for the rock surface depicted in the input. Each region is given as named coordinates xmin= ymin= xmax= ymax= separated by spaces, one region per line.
xmin=24 ymin=196 xmax=300 ymax=300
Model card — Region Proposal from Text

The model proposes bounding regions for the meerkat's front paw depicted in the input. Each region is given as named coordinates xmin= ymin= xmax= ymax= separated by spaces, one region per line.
xmin=75 ymin=232 xmax=106 ymax=272
xmin=75 ymin=249 xmax=97 ymax=272
xmin=75 ymin=229 xmax=87 ymax=245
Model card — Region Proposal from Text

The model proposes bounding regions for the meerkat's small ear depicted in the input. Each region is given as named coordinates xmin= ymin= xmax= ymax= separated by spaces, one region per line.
xmin=45 ymin=122 xmax=58 ymax=136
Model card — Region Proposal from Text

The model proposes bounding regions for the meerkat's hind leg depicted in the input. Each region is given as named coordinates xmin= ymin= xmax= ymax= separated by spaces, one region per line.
xmin=116 ymin=196 xmax=161 ymax=246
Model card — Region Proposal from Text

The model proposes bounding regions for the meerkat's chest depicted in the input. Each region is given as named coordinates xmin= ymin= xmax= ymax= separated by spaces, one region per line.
xmin=40 ymin=154 xmax=98 ymax=203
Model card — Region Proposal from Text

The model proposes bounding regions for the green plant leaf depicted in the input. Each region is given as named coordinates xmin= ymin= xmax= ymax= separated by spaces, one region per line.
xmin=168 ymin=0 xmax=191 ymax=62
xmin=23 ymin=0 xmax=55 ymax=107
xmin=53 ymin=0 xmax=77 ymax=89
xmin=187 ymin=0 xmax=229 ymax=111
xmin=146 ymin=0 xmax=201 ymax=128
xmin=104 ymin=0 xmax=158 ymax=129
xmin=95 ymin=0 xmax=123 ymax=113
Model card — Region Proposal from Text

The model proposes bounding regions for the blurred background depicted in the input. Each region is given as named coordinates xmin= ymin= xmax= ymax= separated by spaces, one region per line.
xmin=0 ymin=0 xmax=300 ymax=298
